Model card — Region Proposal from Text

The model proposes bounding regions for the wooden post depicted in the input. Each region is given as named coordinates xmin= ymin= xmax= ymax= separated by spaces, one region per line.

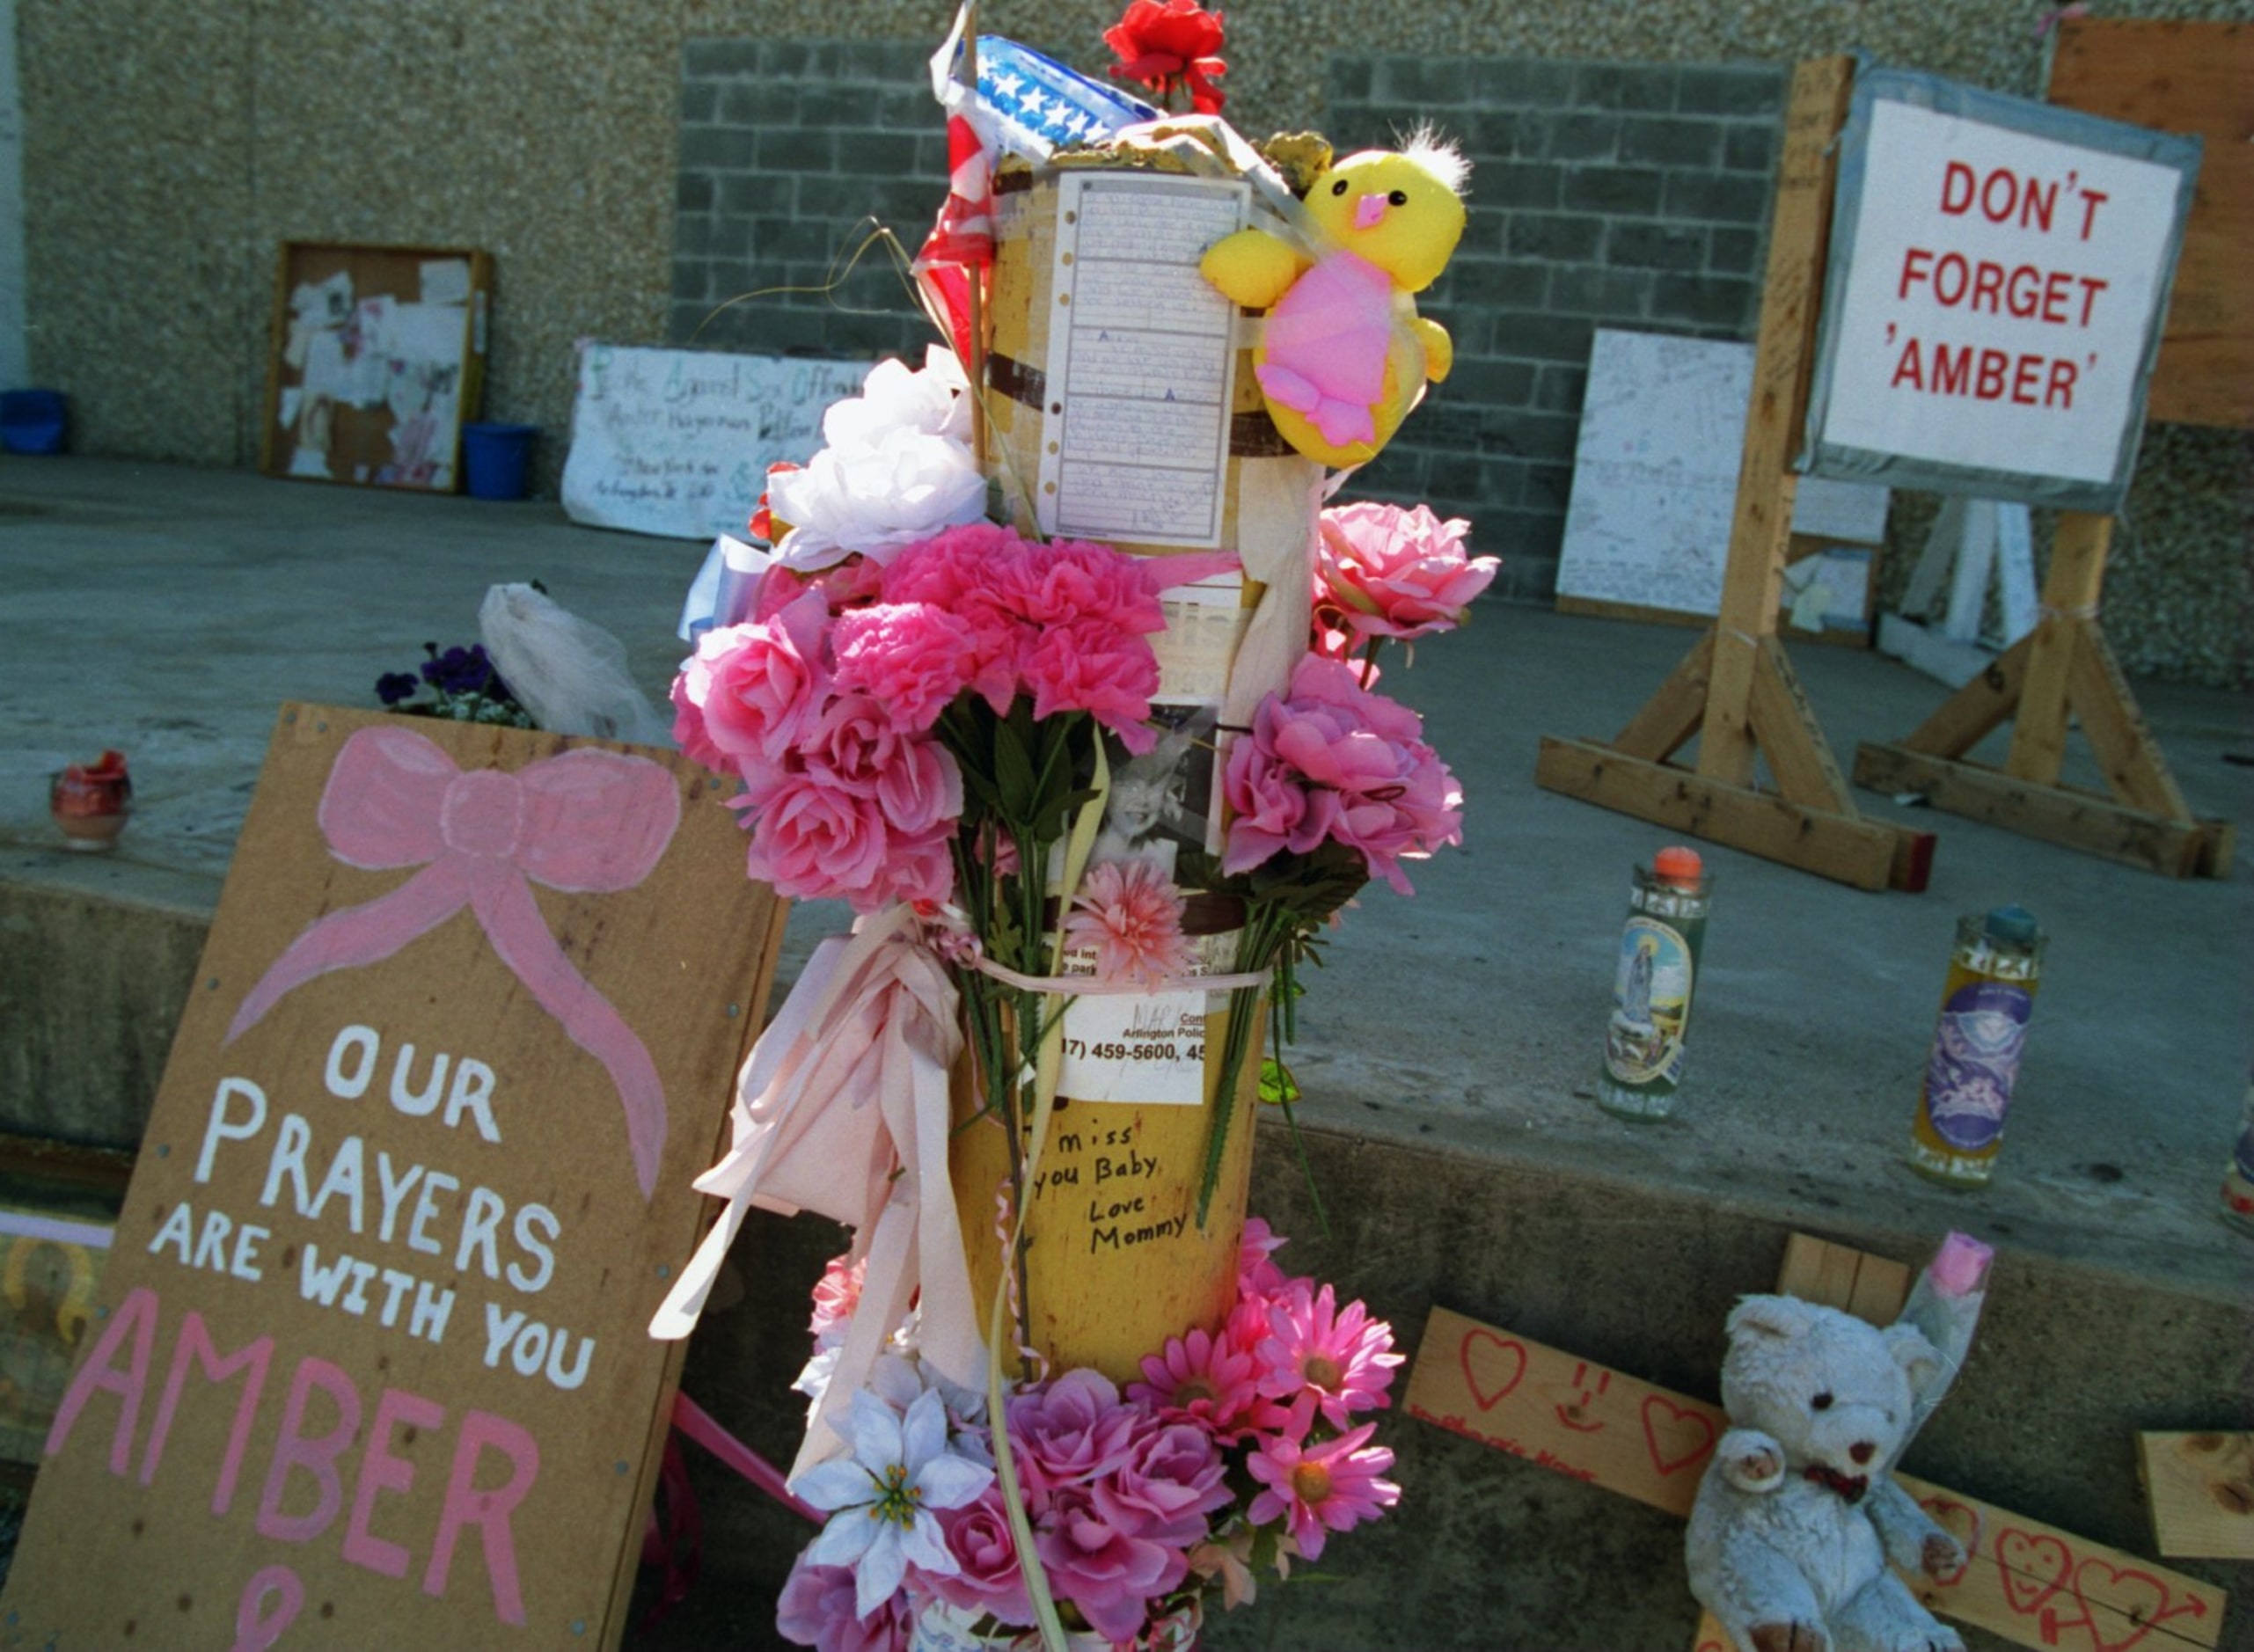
xmin=1536 ymin=58 xmax=1936 ymax=894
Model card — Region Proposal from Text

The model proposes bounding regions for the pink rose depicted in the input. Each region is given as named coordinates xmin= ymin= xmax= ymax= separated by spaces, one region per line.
xmin=875 ymin=737 xmax=964 ymax=838
xmin=1222 ymin=654 xmax=1463 ymax=895
xmin=1315 ymin=501 xmax=1497 ymax=644
xmin=1006 ymin=1369 xmax=1143 ymax=1505
xmin=776 ymin=1553 xmax=912 ymax=1652
xmin=669 ymin=670 xmax=728 ymax=772
xmin=743 ymin=771 xmax=894 ymax=906
xmin=832 ymin=602 xmax=977 ymax=734
xmin=875 ymin=823 xmax=957 ymax=910
xmin=1094 ymin=1418 xmax=1233 ymax=1548
xmin=926 ymin=1488 xmax=1036 ymax=1627
xmin=1033 ymin=1482 xmax=1185 ymax=1643
xmin=681 ymin=589 xmax=833 ymax=763
xmin=757 ymin=555 xmax=888 ymax=621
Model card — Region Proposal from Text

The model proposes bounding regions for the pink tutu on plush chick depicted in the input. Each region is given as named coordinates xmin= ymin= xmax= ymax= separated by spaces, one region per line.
xmin=1199 ymin=134 xmax=1468 ymax=468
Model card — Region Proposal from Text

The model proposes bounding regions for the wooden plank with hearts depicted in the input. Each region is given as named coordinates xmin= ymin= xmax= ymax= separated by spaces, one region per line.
xmin=1408 ymin=1281 xmax=2228 ymax=1652
xmin=1896 ymin=1472 xmax=2228 ymax=1652
xmin=1403 ymin=1305 xmax=1723 ymax=1520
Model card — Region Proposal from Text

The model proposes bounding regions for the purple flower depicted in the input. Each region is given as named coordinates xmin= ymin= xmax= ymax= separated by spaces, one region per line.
xmin=376 ymin=671 xmax=421 ymax=706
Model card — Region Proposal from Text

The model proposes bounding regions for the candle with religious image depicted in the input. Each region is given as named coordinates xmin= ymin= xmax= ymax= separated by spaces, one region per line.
xmin=1596 ymin=845 xmax=1711 ymax=1122
xmin=1908 ymin=905 xmax=2045 ymax=1187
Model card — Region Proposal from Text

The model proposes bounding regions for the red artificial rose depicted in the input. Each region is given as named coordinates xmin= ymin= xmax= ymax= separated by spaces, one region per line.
xmin=1103 ymin=0 xmax=1227 ymax=114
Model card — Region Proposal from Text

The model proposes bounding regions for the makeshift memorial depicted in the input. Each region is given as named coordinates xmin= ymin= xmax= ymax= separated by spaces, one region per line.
xmin=374 ymin=639 xmax=536 ymax=727
xmin=1685 ymin=1233 xmax=1994 ymax=1652
xmin=650 ymin=6 xmax=1494 ymax=1646
xmin=1596 ymin=845 xmax=1712 ymax=1122
xmin=1907 ymin=905 xmax=2044 ymax=1187
xmin=48 ymin=747 xmax=131 ymax=851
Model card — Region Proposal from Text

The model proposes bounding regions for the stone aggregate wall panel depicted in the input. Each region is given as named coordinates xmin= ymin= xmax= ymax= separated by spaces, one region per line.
xmin=17 ymin=0 xmax=2247 ymax=678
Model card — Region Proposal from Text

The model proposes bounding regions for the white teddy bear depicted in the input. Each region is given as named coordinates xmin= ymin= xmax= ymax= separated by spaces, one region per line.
xmin=1686 ymin=1294 xmax=1967 ymax=1652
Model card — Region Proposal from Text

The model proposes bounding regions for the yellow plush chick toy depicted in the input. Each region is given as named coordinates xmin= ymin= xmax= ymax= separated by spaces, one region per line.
xmin=1200 ymin=134 xmax=1468 ymax=468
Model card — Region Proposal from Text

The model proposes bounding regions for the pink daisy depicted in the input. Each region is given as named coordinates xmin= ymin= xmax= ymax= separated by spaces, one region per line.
xmin=1245 ymin=1406 xmax=1401 ymax=1561
xmin=1065 ymin=858 xmax=1195 ymax=988
xmin=1255 ymin=1282 xmax=1404 ymax=1428
xmin=1126 ymin=1326 xmax=1286 ymax=1444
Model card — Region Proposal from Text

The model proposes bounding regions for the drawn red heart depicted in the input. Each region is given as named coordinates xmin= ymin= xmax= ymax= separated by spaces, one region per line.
xmin=1641 ymin=1395 xmax=1717 ymax=1477
xmin=1994 ymin=1527 xmax=2071 ymax=1616
xmin=1459 ymin=1330 xmax=1526 ymax=1411
xmin=2073 ymin=1558 xmax=2171 ymax=1652
xmin=1918 ymin=1495 xmax=1980 ymax=1584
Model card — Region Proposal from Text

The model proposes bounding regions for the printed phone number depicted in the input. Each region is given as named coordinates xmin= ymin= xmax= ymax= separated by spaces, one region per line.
xmin=1061 ymin=1040 xmax=1205 ymax=1064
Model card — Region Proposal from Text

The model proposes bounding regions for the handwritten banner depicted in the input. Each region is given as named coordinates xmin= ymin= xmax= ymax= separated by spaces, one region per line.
xmin=1407 ymin=1306 xmax=2228 ymax=1652
xmin=0 ymin=705 xmax=787 ymax=1650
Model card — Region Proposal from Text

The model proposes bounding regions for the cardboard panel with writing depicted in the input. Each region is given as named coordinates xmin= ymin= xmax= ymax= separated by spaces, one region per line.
xmin=1 ymin=705 xmax=785 ymax=1650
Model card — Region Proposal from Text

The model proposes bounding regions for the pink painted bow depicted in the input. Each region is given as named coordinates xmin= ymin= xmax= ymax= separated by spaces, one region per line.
xmin=228 ymin=725 xmax=682 ymax=1198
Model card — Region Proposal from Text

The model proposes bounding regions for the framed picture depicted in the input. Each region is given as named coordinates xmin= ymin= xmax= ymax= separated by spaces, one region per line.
xmin=261 ymin=241 xmax=493 ymax=493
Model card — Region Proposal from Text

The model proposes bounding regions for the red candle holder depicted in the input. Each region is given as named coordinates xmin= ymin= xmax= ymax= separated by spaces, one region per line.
xmin=50 ymin=749 xmax=132 ymax=852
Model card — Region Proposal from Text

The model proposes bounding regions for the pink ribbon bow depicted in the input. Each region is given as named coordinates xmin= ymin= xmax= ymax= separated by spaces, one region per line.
xmin=648 ymin=904 xmax=984 ymax=1483
xmin=228 ymin=725 xmax=682 ymax=1198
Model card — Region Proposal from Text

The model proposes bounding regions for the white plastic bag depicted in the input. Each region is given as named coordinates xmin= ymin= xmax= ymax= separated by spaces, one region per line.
xmin=478 ymin=582 xmax=675 ymax=748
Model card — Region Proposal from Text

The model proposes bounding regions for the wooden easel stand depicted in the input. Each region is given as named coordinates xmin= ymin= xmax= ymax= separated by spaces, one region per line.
xmin=1853 ymin=511 xmax=2236 ymax=879
xmin=1536 ymin=58 xmax=1934 ymax=894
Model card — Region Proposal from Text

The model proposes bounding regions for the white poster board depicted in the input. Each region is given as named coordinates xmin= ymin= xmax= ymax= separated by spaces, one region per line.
xmin=1555 ymin=330 xmax=1889 ymax=618
xmin=561 ymin=345 xmax=869 ymax=539
xmin=1804 ymin=69 xmax=2200 ymax=512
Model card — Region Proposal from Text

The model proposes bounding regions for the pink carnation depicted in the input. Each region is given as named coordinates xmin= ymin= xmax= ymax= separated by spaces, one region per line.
xmin=1065 ymin=858 xmax=1195 ymax=988
xmin=809 ymin=1253 xmax=866 ymax=1352
xmin=1021 ymin=618 xmax=1165 ymax=753
xmin=1255 ymin=1281 xmax=1404 ymax=1429
xmin=1222 ymin=654 xmax=1463 ymax=895
xmin=775 ymin=1553 xmax=912 ymax=1652
xmin=679 ymin=589 xmax=833 ymax=764
xmin=1239 ymin=1217 xmax=1290 ymax=1299
xmin=831 ymin=603 xmax=977 ymax=734
xmin=1315 ymin=501 xmax=1497 ymax=644
xmin=1244 ymin=1407 xmax=1400 ymax=1561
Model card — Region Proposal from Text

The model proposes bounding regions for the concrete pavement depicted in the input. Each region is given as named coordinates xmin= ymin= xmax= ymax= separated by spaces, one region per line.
xmin=1 ymin=457 xmax=2246 ymax=1648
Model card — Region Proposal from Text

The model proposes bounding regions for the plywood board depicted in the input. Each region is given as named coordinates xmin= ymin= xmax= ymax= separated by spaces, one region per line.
xmin=1 ymin=705 xmax=786 ymax=1651
xmin=1556 ymin=330 xmax=1890 ymax=619
xmin=1408 ymin=1305 xmax=2229 ymax=1652
xmin=2049 ymin=20 xmax=2254 ymax=430
xmin=260 ymin=244 xmax=492 ymax=493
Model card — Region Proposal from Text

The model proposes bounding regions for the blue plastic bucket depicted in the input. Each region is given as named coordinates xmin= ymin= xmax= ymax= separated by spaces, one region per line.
xmin=0 ymin=389 xmax=67 ymax=456
xmin=461 ymin=421 xmax=538 ymax=500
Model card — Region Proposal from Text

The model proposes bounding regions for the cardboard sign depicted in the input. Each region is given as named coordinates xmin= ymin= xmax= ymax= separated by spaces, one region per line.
xmin=1804 ymin=69 xmax=2201 ymax=512
xmin=1 ymin=705 xmax=786 ymax=1650
xmin=1408 ymin=1305 xmax=2228 ymax=1652
xmin=560 ymin=344 xmax=868 ymax=539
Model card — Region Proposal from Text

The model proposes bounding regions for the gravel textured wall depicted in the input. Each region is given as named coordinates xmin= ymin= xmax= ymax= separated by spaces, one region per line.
xmin=16 ymin=0 xmax=2249 ymax=683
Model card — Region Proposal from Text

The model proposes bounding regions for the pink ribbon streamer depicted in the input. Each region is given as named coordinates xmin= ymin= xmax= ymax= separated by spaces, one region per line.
xmin=672 ymin=1391 xmax=822 ymax=1524
xmin=227 ymin=725 xmax=682 ymax=1199
xmin=648 ymin=905 xmax=984 ymax=1484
